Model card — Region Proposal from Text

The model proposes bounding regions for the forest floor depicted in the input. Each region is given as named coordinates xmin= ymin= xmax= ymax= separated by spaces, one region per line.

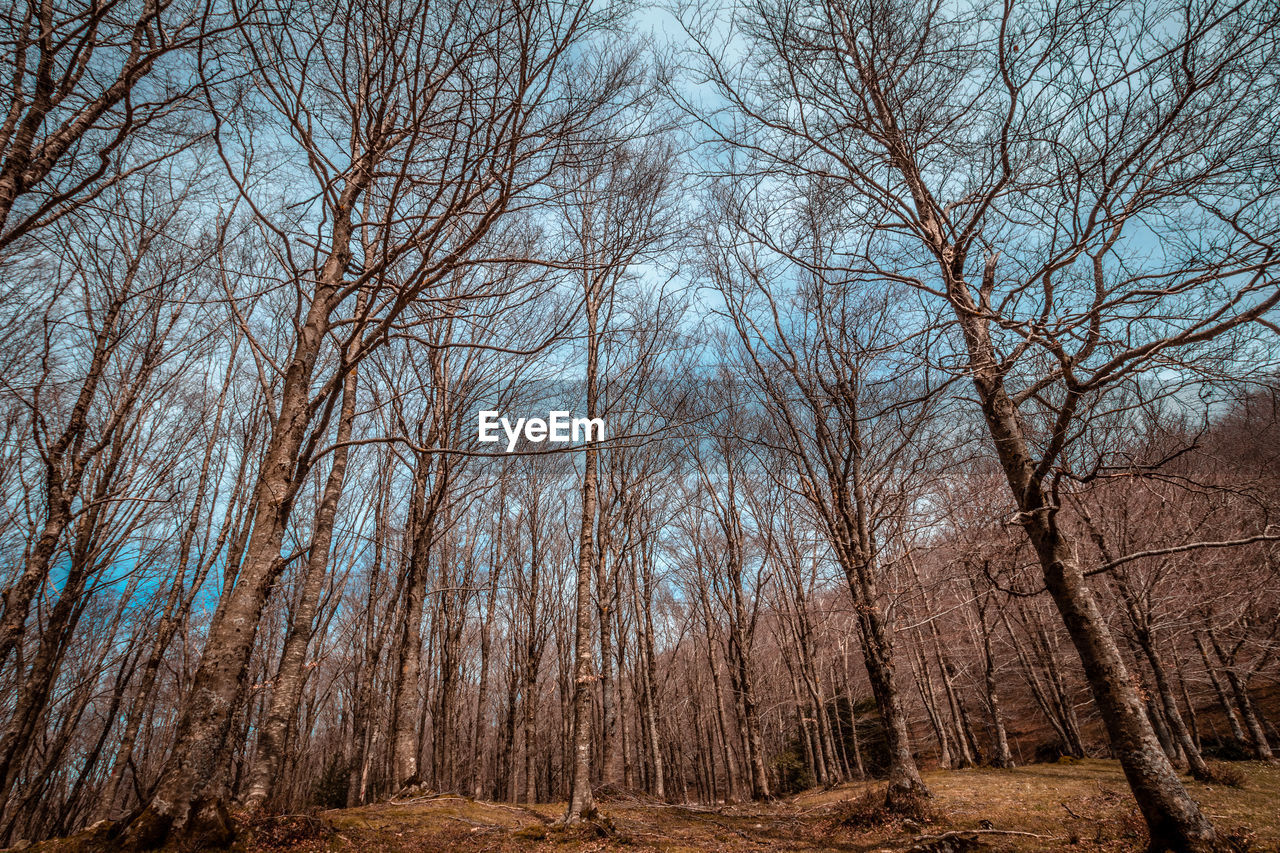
xmin=232 ymin=759 xmax=1280 ymax=853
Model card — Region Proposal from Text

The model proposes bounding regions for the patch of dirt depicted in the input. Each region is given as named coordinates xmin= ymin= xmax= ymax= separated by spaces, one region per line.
xmin=28 ymin=760 xmax=1260 ymax=853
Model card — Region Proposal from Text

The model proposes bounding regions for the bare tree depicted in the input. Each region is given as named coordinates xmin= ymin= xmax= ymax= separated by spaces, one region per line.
xmin=698 ymin=178 xmax=952 ymax=799
xmin=558 ymin=135 xmax=679 ymax=822
xmin=0 ymin=0 xmax=235 ymax=252
xmin=117 ymin=0 xmax=638 ymax=843
xmin=1 ymin=2 xmax=1279 ymax=847
xmin=682 ymin=0 xmax=1280 ymax=845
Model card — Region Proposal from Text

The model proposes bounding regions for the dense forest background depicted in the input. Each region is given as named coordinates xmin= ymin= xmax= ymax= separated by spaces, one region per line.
xmin=0 ymin=0 xmax=1277 ymax=850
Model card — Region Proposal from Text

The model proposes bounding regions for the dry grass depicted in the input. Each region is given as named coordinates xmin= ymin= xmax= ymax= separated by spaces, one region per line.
xmin=14 ymin=760 xmax=1279 ymax=852
xmin=294 ymin=760 xmax=1280 ymax=852
xmin=301 ymin=760 xmax=1280 ymax=852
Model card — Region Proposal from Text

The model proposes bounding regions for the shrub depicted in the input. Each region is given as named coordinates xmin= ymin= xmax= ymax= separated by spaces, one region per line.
xmin=1201 ymin=737 xmax=1251 ymax=762
xmin=1202 ymin=761 xmax=1246 ymax=788
xmin=309 ymin=755 xmax=350 ymax=810
xmin=829 ymin=786 xmax=934 ymax=831
xmin=771 ymin=744 xmax=815 ymax=796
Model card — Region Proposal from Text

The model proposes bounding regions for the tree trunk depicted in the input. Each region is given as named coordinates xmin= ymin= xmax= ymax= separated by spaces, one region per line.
xmin=519 ymin=659 xmax=538 ymax=804
xmin=472 ymin=567 xmax=499 ymax=799
xmin=1207 ymin=629 xmax=1274 ymax=762
xmin=497 ymin=663 xmax=516 ymax=802
xmin=597 ymin=538 xmax=621 ymax=788
xmin=116 ymin=166 xmax=368 ymax=851
xmin=391 ymin=520 xmax=430 ymax=789
xmin=911 ymin=641 xmax=953 ymax=769
xmin=836 ymin=421 xmax=927 ymax=799
xmin=727 ymin=622 xmax=770 ymax=801
xmin=845 ymin=558 xmax=925 ymax=799
xmin=955 ymin=290 xmax=1218 ymax=851
xmin=979 ymin=615 xmax=1014 ymax=768
xmin=969 ymin=570 xmax=1013 ymax=768
xmin=1195 ymin=632 xmax=1247 ymax=747
xmin=564 ymin=457 xmax=597 ymax=820
xmin=639 ymin=567 xmax=665 ymax=799
xmin=1003 ymin=608 xmax=1080 ymax=755
xmin=1134 ymin=627 xmax=1211 ymax=779
xmin=244 ymin=323 xmax=360 ymax=810
xmin=564 ymin=292 xmax=600 ymax=823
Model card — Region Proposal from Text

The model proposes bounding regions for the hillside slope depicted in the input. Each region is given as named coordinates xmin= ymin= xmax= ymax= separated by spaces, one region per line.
xmin=236 ymin=760 xmax=1279 ymax=853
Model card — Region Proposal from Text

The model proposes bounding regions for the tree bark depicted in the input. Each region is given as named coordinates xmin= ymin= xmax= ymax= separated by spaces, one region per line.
xmin=1207 ymin=629 xmax=1275 ymax=762
xmin=952 ymin=281 xmax=1218 ymax=851
xmin=564 ymin=285 xmax=600 ymax=823
xmin=116 ymin=157 xmax=368 ymax=851
xmin=243 ymin=320 xmax=361 ymax=810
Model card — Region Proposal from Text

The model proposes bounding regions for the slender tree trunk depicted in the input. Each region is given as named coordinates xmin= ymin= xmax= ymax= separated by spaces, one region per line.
xmin=844 ymin=558 xmax=924 ymax=799
xmin=840 ymin=650 xmax=867 ymax=781
xmin=1170 ymin=645 xmax=1201 ymax=751
xmin=783 ymin=579 xmax=841 ymax=785
xmin=244 ymin=319 xmax=361 ymax=810
xmin=907 ymin=552 xmax=974 ymax=767
xmin=1207 ymin=630 xmax=1274 ymax=762
xmin=523 ymin=652 xmax=540 ymax=804
xmin=597 ymin=539 xmax=621 ymax=788
xmin=432 ymin=582 xmax=466 ymax=791
xmin=939 ymin=639 xmax=980 ymax=766
xmin=713 ymin=656 xmax=739 ymax=798
xmin=472 ymin=568 xmax=498 ymax=799
xmin=1079 ymin=514 xmax=1209 ymax=779
xmin=564 ymin=294 xmax=600 ymax=823
xmin=497 ymin=662 xmax=516 ymax=802
xmin=911 ymin=642 xmax=952 ymax=769
xmin=347 ymin=467 xmax=392 ymax=808
xmin=1003 ymin=609 xmax=1077 ymax=753
xmin=1034 ymin=624 xmax=1087 ymax=757
xmin=639 ymin=569 xmax=665 ymax=799
xmin=954 ymin=284 xmax=1217 ymax=851
xmin=565 ymin=489 xmax=597 ymax=819
xmin=788 ymin=668 xmax=820 ymax=785
xmin=968 ymin=569 xmax=1013 ymax=768
xmin=979 ymin=615 xmax=1013 ymax=768
xmin=837 ymin=424 xmax=927 ymax=799
xmin=391 ymin=433 xmax=452 ymax=790
xmin=1134 ymin=629 xmax=1210 ymax=779
xmin=827 ymin=669 xmax=853 ymax=780
xmin=809 ymin=670 xmax=841 ymax=785
xmin=392 ymin=515 xmax=430 ymax=789
xmin=1196 ymin=632 xmax=1247 ymax=746
xmin=727 ymin=622 xmax=769 ymax=801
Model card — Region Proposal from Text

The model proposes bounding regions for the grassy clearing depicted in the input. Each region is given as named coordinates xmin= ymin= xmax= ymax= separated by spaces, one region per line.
xmin=296 ymin=760 xmax=1280 ymax=852
xmin=16 ymin=759 xmax=1279 ymax=852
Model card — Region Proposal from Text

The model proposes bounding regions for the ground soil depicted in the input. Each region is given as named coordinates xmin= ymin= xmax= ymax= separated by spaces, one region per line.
xmin=246 ymin=759 xmax=1279 ymax=853
xmin=14 ymin=759 xmax=1279 ymax=852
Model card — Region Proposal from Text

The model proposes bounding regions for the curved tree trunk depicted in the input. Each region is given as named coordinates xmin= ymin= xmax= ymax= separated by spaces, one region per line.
xmin=954 ymin=288 xmax=1217 ymax=851
xmin=243 ymin=327 xmax=360 ymax=810
xmin=1207 ymin=629 xmax=1275 ymax=763
xmin=1195 ymin=632 xmax=1248 ymax=747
